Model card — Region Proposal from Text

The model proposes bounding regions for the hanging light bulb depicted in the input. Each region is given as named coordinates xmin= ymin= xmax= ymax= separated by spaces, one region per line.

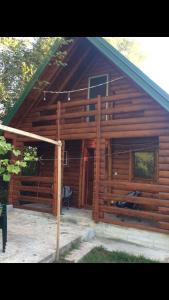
xmin=43 ymin=92 xmax=46 ymax=101
xmin=68 ymin=92 xmax=71 ymax=101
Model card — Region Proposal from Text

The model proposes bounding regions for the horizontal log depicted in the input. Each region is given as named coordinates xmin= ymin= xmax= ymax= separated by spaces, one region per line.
xmin=101 ymin=104 xmax=159 ymax=116
xmin=62 ymin=98 xmax=98 ymax=108
xmin=61 ymin=110 xmax=97 ymax=119
xmin=159 ymin=178 xmax=169 ymax=185
xmin=159 ymin=222 xmax=169 ymax=230
xmin=61 ymin=122 xmax=96 ymax=129
xmin=102 ymin=180 xmax=169 ymax=193
xmin=13 ymin=204 xmax=52 ymax=214
xmin=159 ymin=171 xmax=169 ymax=178
xmin=102 ymin=122 xmax=169 ymax=133
xmin=15 ymin=195 xmax=52 ymax=204
xmin=159 ymin=157 xmax=169 ymax=164
xmin=61 ymin=127 xmax=97 ymax=134
xmin=13 ymin=176 xmax=53 ymax=183
xmin=100 ymin=205 xmax=169 ymax=222
xmin=159 ymin=164 xmax=169 ymax=171
xmin=101 ymin=116 xmax=169 ymax=127
xmin=159 ymin=150 xmax=169 ymax=156
xmin=100 ymin=193 xmax=169 ymax=207
xmin=159 ymin=143 xmax=169 ymax=150
xmin=61 ymin=133 xmax=96 ymax=140
xmin=15 ymin=185 xmax=52 ymax=194
xmin=102 ymin=129 xmax=169 ymax=139
xmin=101 ymin=92 xmax=146 ymax=103
xmin=159 ymin=136 xmax=169 ymax=143
xmin=159 ymin=193 xmax=169 ymax=200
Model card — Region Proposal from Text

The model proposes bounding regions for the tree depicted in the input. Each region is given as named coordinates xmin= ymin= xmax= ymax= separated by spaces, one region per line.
xmin=0 ymin=136 xmax=38 ymax=182
xmin=104 ymin=37 xmax=145 ymax=66
xmin=0 ymin=37 xmax=71 ymax=120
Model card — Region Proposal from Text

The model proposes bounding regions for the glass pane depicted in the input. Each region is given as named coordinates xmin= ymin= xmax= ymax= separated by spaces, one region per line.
xmin=89 ymin=76 xmax=108 ymax=99
xmin=134 ymin=152 xmax=155 ymax=180
xmin=88 ymin=75 xmax=108 ymax=122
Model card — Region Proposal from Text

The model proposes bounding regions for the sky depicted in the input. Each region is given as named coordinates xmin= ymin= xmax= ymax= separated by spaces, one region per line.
xmin=130 ymin=37 xmax=169 ymax=94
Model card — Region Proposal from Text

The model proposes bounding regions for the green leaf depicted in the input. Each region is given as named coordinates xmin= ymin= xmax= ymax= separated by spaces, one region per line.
xmin=3 ymin=174 xmax=11 ymax=182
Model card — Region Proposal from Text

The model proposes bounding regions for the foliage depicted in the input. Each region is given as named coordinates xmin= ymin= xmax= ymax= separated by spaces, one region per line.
xmin=134 ymin=151 xmax=155 ymax=180
xmin=0 ymin=136 xmax=38 ymax=182
xmin=0 ymin=37 xmax=71 ymax=120
xmin=104 ymin=37 xmax=146 ymax=66
xmin=80 ymin=247 xmax=159 ymax=263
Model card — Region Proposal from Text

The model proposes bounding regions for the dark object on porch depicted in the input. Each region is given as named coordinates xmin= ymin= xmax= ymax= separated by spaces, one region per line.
xmin=0 ymin=202 xmax=7 ymax=253
xmin=62 ymin=186 xmax=73 ymax=210
xmin=116 ymin=191 xmax=142 ymax=210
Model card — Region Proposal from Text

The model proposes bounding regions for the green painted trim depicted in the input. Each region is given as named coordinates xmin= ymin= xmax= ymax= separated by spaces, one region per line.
xmin=86 ymin=37 xmax=169 ymax=112
xmin=3 ymin=37 xmax=169 ymax=126
xmin=3 ymin=40 xmax=61 ymax=125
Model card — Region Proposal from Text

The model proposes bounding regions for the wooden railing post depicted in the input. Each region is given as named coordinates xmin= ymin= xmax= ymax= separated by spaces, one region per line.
xmin=93 ymin=95 xmax=101 ymax=222
xmin=53 ymin=101 xmax=61 ymax=215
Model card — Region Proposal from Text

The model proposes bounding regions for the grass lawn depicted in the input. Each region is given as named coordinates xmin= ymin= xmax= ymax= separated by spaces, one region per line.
xmin=79 ymin=247 xmax=160 ymax=263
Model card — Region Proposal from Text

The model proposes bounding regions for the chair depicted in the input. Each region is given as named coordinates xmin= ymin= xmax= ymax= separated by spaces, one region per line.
xmin=0 ymin=202 xmax=7 ymax=253
xmin=61 ymin=186 xmax=73 ymax=211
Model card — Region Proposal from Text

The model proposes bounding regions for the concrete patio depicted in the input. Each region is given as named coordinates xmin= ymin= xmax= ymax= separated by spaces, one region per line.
xmin=0 ymin=207 xmax=92 ymax=263
xmin=1 ymin=207 xmax=169 ymax=263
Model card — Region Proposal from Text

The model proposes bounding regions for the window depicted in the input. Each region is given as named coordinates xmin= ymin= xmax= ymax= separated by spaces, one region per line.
xmin=88 ymin=75 xmax=108 ymax=99
xmin=133 ymin=151 xmax=156 ymax=181
xmin=88 ymin=75 xmax=108 ymax=122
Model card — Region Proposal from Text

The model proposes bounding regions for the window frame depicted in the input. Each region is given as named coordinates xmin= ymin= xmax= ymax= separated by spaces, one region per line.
xmin=131 ymin=149 xmax=158 ymax=183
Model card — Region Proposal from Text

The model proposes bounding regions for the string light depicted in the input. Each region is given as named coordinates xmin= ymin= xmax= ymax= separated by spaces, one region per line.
xmin=43 ymin=76 xmax=124 ymax=102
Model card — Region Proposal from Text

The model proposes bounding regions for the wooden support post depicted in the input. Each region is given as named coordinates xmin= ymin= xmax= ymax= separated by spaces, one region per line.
xmin=93 ymin=96 xmax=101 ymax=222
xmin=53 ymin=100 xmax=61 ymax=215
xmin=56 ymin=141 xmax=62 ymax=261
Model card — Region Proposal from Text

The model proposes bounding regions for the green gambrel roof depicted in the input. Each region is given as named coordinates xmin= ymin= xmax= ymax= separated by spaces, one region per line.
xmin=3 ymin=37 xmax=169 ymax=125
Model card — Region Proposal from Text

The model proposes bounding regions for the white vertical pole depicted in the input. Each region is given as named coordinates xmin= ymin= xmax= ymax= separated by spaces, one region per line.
xmin=56 ymin=141 xmax=62 ymax=261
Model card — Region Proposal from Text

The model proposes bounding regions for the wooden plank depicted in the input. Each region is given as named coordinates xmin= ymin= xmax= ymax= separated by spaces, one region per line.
xmin=15 ymin=185 xmax=52 ymax=194
xmin=102 ymin=180 xmax=169 ymax=193
xmin=15 ymin=195 xmax=52 ymax=204
xmin=159 ymin=222 xmax=169 ymax=230
xmin=101 ymin=103 xmax=159 ymax=116
xmin=100 ymin=206 xmax=169 ymax=222
xmin=100 ymin=194 xmax=169 ymax=207
xmin=102 ymin=122 xmax=169 ymax=133
xmin=0 ymin=124 xmax=59 ymax=145
xmin=13 ymin=176 xmax=53 ymax=183
xmin=102 ymin=129 xmax=169 ymax=139
xmin=100 ymin=92 xmax=146 ymax=103
xmin=13 ymin=204 xmax=52 ymax=214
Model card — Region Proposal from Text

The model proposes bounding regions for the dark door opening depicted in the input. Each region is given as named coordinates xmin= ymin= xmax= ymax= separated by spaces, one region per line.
xmin=84 ymin=148 xmax=95 ymax=208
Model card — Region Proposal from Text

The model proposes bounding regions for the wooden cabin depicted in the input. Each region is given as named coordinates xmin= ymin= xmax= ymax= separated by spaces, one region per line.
xmin=3 ymin=37 xmax=169 ymax=234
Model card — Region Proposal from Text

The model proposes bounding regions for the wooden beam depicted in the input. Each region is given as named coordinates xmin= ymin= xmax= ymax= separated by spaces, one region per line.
xmin=0 ymin=124 xmax=59 ymax=145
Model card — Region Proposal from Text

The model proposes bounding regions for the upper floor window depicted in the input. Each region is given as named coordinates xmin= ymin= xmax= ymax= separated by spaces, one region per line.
xmin=88 ymin=74 xmax=108 ymax=99
xmin=88 ymin=75 xmax=108 ymax=122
